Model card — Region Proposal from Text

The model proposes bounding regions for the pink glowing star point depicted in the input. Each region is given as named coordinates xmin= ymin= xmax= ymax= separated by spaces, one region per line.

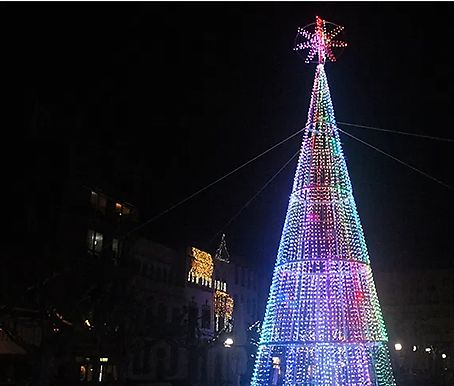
xmin=294 ymin=16 xmax=347 ymax=64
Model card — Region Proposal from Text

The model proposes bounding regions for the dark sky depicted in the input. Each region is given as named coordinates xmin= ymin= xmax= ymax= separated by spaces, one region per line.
xmin=8 ymin=3 xmax=454 ymax=273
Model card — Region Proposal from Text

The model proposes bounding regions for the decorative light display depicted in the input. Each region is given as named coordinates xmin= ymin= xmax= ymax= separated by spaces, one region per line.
xmin=251 ymin=17 xmax=395 ymax=385
xmin=215 ymin=233 xmax=231 ymax=262
xmin=188 ymin=247 xmax=214 ymax=287
xmin=214 ymin=289 xmax=234 ymax=332
xmin=294 ymin=16 xmax=347 ymax=64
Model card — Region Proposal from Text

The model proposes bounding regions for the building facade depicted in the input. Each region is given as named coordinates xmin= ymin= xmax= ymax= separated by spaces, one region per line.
xmin=376 ymin=268 xmax=454 ymax=384
xmin=126 ymin=239 xmax=263 ymax=386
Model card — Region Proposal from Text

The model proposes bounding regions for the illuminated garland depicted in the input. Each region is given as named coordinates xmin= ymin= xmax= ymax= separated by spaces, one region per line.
xmin=251 ymin=18 xmax=395 ymax=386
xmin=214 ymin=289 xmax=234 ymax=332
xmin=188 ymin=247 xmax=214 ymax=286
xmin=214 ymin=290 xmax=234 ymax=320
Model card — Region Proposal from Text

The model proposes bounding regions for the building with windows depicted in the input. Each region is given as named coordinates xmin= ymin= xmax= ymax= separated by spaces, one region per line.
xmin=375 ymin=268 xmax=454 ymax=384
xmin=126 ymin=238 xmax=263 ymax=386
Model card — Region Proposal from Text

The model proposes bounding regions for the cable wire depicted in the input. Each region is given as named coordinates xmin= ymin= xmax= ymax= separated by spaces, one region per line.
xmin=125 ymin=120 xmax=453 ymax=239
xmin=338 ymin=127 xmax=454 ymax=191
xmin=209 ymin=149 xmax=300 ymax=247
xmin=338 ymin=121 xmax=454 ymax=143
xmin=123 ymin=126 xmax=306 ymax=238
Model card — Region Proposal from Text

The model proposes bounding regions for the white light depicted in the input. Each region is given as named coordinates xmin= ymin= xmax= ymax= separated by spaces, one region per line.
xmin=224 ymin=337 xmax=234 ymax=347
xmin=99 ymin=357 xmax=109 ymax=362
xmin=84 ymin=319 xmax=91 ymax=328
xmin=425 ymin=347 xmax=431 ymax=353
xmin=412 ymin=345 xmax=417 ymax=352
xmin=394 ymin=343 xmax=402 ymax=351
xmin=442 ymin=353 xmax=447 ymax=359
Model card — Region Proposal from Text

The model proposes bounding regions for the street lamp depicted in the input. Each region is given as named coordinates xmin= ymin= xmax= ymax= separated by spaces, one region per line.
xmin=394 ymin=343 xmax=402 ymax=351
xmin=224 ymin=337 xmax=234 ymax=348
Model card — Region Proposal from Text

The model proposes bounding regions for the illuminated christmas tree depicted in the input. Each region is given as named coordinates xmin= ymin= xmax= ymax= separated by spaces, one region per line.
xmin=251 ymin=17 xmax=395 ymax=385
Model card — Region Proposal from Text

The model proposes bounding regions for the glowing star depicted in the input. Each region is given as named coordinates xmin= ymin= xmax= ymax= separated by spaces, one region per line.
xmin=294 ymin=16 xmax=348 ymax=64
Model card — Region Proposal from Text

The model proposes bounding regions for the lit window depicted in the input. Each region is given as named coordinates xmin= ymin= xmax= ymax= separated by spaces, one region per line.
xmin=98 ymin=195 xmax=106 ymax=213
xmin=112 ymin=238 xmax=120 ymax=258
xmin=87 ymin=229 xmax=103 ymax=255
xmin=80 ymin=365 xmax=86 ymax=381
xmin=115 ymin=203 xmax=122 ymax=214
xmin=90 ymin=191 xmax=98 ymax=207
xmin=115 ymin=203 xmax=132 ymax=216
xmin=90 ymin=191 xmax=107 ymax=214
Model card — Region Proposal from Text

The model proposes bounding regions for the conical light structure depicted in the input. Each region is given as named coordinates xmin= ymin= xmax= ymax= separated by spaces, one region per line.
xmin=250 ymin=62 xmax=395 ymax=385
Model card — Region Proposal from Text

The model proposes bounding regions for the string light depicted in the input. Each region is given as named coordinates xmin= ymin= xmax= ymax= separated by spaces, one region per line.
xmin=188 ymin=247 xmax=214 ymax=287
xmin=251 ymin=17 xmax=395 ymax=385
xmin=294 ymin=16 xmax=347 ymax=64
xmin=214 ymin=289 xmax=234 ymax=325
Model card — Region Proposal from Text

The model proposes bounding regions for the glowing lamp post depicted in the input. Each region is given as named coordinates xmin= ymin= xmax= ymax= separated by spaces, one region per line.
xmin=224 ymin=337 xmax=234 ymax=348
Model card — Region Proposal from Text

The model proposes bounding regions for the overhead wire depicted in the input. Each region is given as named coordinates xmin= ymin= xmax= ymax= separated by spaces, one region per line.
xmin=338 ymin=127 xmax=454 ymax=191
xmin=338 ymin=121 xmax=454 ymax=143
xmin=125 ymin=120 xmax=453 ymax=239
xmin=123 ymin=125 xmax=307 ymax=238
xmin=208 ymin=149 xmax=300 ymax=247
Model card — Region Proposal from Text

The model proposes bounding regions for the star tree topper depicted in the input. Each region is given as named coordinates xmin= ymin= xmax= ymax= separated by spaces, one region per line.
xmin=294 ymin=16 xmax=347 ymax=64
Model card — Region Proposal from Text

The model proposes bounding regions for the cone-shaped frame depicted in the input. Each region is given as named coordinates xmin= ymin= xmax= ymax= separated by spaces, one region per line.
xmin=251 ymin=64 xmax=396 ymax=385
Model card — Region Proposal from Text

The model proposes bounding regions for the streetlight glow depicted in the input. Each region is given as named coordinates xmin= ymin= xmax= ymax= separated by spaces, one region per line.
xmin=224 ymin=337 xmax=234 ymax=348
xmin=394 ymin=343 xmax=402 ymax=351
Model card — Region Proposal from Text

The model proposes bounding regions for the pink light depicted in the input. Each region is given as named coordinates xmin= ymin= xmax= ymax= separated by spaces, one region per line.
xmin=295 ymin=16 xmax=348 ymax=64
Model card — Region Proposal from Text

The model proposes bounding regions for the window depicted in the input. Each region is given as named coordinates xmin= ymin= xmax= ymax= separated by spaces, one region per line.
xmin=115 ymin=202 xmax=131 ymax=216
xmin=90 ymin=191 xmax=98 ymax=207
xmin=172 ymin=307 xmax=180 ymax=323
xmin=158 ymin=303 xmax=168 ymax=323
xmin=90 ymin=191 xmax=106 ymax=214
xmin=142 ymin=345 xmax=151 ymax=374
xmin=112 ymin=238 xmax=120 ymax=258
xmin=132 ymin=351 xmax=141 ymax=375
xmin=201 ymin=304 xmax=211 ymax=329
xmin=87 ymin=229 xmax=103 ymax=255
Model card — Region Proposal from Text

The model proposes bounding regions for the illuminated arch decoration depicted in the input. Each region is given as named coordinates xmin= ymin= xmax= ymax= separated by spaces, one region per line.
xmin=251 ymin=17 xmax=395 ymax=385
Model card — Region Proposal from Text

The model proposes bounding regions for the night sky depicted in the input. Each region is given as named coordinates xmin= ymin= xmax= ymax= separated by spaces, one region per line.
xmin=8 ymin=3 xmax=454 ymax=274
